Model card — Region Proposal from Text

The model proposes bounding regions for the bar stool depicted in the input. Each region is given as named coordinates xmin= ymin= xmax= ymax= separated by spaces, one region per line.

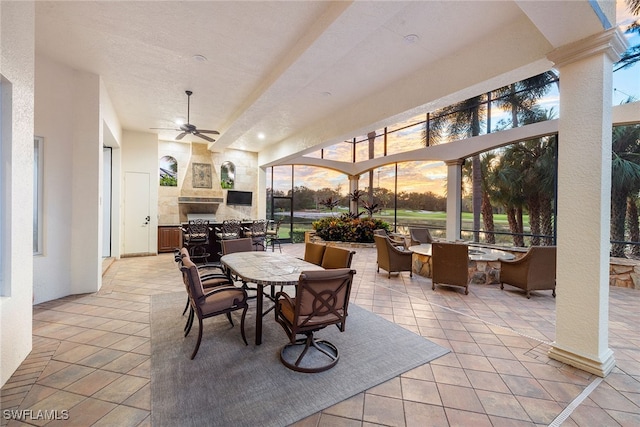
xmin=181 ymin=219 xmax=212 ymax=264
xmin=266 ymin=218 xmax=283 ymax=252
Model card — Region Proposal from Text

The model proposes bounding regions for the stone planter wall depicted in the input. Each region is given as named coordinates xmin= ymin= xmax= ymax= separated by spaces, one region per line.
xmin=609 ymin=258 xmax=640 ymax=289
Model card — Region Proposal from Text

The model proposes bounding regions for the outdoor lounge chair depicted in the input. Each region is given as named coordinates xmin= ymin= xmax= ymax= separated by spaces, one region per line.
xmin=374 ymin=234 xmax=413 ymax=278
xmin=432 ymin=242 xmax=470 ymax=295
xmin=500 ymin=246 xmax=557 ymax=298
xmin=409 ymin=227 xmax=434 ymax=246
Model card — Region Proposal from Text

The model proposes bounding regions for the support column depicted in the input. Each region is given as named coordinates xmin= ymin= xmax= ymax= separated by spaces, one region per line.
xmin=348 ymin=174 xmax=359 ymax=216
xmin=445 ymin=160 xmax=463 ymax=241
xmin=547 ymin=29 xmax=626 ymax=377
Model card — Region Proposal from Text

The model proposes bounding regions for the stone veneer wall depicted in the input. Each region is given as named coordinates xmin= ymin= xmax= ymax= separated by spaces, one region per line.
xmin=157 ymin=141 xmax=258 ymax=225
xmin=609 ymin=257 xmax=640 ymax=289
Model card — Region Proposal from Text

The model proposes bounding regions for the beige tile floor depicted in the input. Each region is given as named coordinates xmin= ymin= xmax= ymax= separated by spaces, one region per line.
xmin=2 ymin=244 xmax=640 ymax=426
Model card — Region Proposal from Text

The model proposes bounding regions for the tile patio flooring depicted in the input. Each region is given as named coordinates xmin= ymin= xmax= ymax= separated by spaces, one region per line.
xmin=2 ymin=243 xmax=640 ymax=426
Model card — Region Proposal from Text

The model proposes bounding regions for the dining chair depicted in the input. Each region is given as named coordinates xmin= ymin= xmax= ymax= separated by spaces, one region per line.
xmin=177 ymin=248 xmax=235 ymax=323
xmin=274 ymin=268 xmax=355 ymax=372
xmin=373 ymin=234 xmax=413 ymax=278
xmin=321 ymin=245 xmax=356 ymax=269
xmin=180 ymin=255 xmax=248 ymax=359
xmin=431 ymin=242 xmax=470 ymax=295
xmin=500 ymin=246 xmax=556 ymax=298
xmin=220 ymin=238 xmax=256 ymax=297
xmin=221 ymin=237 xmax=254 ymax=255
xmin=303 ymin=242 xmax=326 ymax=266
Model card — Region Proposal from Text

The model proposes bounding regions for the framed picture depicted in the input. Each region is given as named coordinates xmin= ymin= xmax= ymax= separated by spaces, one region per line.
xmin=192 ymin=163 xmax=212 ymax=188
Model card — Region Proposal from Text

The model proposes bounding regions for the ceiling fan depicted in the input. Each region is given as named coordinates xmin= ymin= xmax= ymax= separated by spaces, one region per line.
xmin=151 ymin=90 xmax=219 ymax=142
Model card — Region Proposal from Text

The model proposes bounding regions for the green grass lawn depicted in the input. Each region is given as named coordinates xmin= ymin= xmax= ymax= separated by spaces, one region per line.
xmin=375 ymin=209 xmax=526 ymax=229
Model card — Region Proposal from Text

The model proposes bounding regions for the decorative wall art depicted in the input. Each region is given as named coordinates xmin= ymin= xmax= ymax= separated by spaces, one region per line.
xmin=192 ymin=163 xmax=212 ymax=188
xmin=220 ymin=161 xmax=235 ymax=189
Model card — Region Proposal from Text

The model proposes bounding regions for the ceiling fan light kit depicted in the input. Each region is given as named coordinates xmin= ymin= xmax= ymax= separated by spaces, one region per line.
xmin=151 ymin=90 xmax=219 ymax=142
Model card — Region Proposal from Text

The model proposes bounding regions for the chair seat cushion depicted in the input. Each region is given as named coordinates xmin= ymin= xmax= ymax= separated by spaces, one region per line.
xmin=202 ymin=277 xmax=233 ymax=289
xmin=278 ymin=299 xmax=342 ymax=327
xmin=216 ymin=233 xmax=239 ymax=240
xmin=201 ymin=288 xmax=246 ymax=312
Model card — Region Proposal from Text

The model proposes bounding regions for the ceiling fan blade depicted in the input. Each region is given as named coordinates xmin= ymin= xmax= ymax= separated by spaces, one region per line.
xmin=196 ymin=129 xmax=220 ymax=135
xmin=175 ymin=132 xmax=188 ymax=140
xmin=195 ymin=133 xmax=215 ymax=143
xmin=150 ymin=127 xmax=180 ymax=131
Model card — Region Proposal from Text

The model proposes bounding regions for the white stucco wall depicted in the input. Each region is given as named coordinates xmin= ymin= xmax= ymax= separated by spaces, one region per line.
xmin=0 ymin=0 xmax=35 ymax=387
xmin=33 ymin=55 xmax=75 ymax=302
xmin=33 ymin=55 xmax=106 ymax=302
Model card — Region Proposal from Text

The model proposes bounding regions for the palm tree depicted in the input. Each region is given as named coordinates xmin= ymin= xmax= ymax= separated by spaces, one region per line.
xmin=616 ymin=0 xmax=640 ymax=71
xmin=627 ymin=195 xmax=640 ymax=256
xmin=610 ymin=123 xmax=640 ymax=257
xmin=427 ymin=96 xmax=486 ymax=242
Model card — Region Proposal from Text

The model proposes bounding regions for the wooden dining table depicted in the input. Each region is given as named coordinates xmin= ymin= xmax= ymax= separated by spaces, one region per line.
xmin=220 ymin=251 xmax=324 ymax=345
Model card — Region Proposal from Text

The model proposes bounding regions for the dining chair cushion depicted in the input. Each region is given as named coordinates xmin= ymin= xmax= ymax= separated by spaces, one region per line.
xmin=201 ymin=288 xmax=247 ymax=312
xmin=321 ymin=246 xmax=355 ymax=269
xmin=304 ymin=242 xmax=326 ymax=265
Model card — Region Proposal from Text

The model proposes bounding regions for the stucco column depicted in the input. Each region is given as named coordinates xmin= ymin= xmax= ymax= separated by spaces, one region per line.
xmin=348 ymin=174 xmax=359 ymax=216
xmin=445 ymin=160 xmax=463 ymax=241
xmin=547 ymin=29 xmax=627 ymax=377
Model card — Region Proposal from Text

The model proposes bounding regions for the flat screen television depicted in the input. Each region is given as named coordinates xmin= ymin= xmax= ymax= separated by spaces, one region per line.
xmin=226 ymin=190 xmax=253 ymax=206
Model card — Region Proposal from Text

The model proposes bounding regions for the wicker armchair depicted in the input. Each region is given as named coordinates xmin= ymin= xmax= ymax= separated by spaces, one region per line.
xmin=409 ymin=227 xmax=433 ymax=246
xmin=432 ymin=242 xmax=470 ymax=295
xmin=373 ymin=235 xmax=413 ymax=278
xmin=500 ymin=246 xmax=557 ymax=298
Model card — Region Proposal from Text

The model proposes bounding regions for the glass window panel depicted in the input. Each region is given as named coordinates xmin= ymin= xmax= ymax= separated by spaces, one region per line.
xmin=387 ymin=122 xmax=425 ymax=156
xmin=321 ymin=141 xmax=352 ymax=162
xmin=354 ymin=130 xmax=386 ymax=162
xmin=302 ymin=149 xmax=322 ymax=159
xmin=395 ymin=161 xmax=447 ymax=238
xmin=292 ymin=165 xmax=348 ymax=238
xmin=354 ymin=135 xmax=368 ymax=163
xmin=369 ymin=165 xmax=396 ymax=227
xmin=271 ymin=165 xmax=292 ymax=196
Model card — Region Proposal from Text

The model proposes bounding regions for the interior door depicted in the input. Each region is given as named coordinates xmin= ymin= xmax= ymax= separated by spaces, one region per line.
xmin=124 ymin=172 xmax=150 ymax=255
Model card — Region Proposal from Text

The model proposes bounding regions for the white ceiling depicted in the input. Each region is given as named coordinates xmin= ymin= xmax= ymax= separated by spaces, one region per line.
xmin=34 ymin=1 xmax=609 ymax=157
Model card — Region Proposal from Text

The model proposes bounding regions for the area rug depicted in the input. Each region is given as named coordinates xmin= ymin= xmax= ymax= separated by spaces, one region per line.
xmin=150 ymin=292 xmax=449 ymax=427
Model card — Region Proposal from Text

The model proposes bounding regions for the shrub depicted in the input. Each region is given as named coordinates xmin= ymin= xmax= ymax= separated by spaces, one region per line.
xmin=312 ymin=214 xmax=390 ymax=243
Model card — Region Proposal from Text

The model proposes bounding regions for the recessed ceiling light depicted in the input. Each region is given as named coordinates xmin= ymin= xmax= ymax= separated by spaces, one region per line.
xmin=257 ymin=132 xmax=266 ymax=140
xmin=192 ymin=54 xmax=208 ymax=62
xmin=174 ymin=118 xmax=185 ymax=125
xmin=403 ymin=34 xmax=420 ymax=44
